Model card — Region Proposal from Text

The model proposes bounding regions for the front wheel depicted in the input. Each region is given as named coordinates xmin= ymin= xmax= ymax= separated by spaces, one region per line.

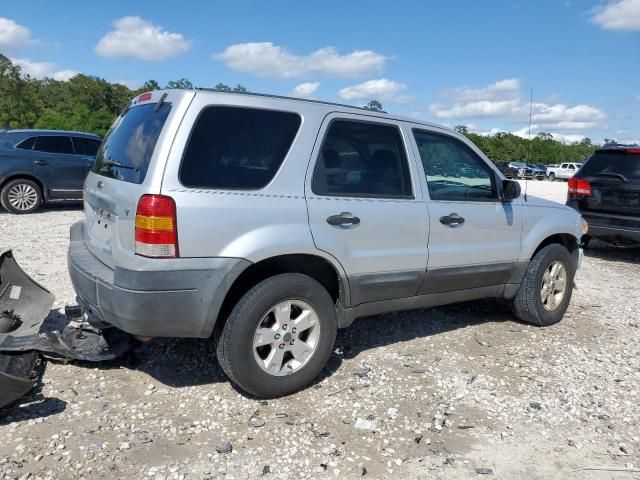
xmin=512 ymin=244 xmax=575 ymax=326
xmin=548 ymin=173 xmax=556 ymax=181
xmin=1 ymin=179 xmax=43 ymax=214
xmin=215 ymin=273 xmax=337 ymax=398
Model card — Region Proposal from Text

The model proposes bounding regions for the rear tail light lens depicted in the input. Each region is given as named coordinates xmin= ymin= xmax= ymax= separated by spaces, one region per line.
xmin=135 ymin=194 xmax=178 ymax=258
xmin=568 ymin=178 xmax=592 ymax=199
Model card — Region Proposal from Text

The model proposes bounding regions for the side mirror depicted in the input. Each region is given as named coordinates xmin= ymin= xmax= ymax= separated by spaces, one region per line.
xmin=502 ymin=179 xmax=521 ymax=202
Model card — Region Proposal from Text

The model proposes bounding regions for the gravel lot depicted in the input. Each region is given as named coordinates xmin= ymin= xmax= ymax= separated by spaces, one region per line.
xmin=1 ymin=181 xmax=639 ymax=480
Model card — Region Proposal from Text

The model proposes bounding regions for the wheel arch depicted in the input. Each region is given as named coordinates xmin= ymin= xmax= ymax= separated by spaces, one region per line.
xmin=216 ymin=253 xmax=348 ymax=334
xmin=0 ymin=174 xmax=48 ymax=201
xmin=531 ymin=233 xmax=580 ymax=266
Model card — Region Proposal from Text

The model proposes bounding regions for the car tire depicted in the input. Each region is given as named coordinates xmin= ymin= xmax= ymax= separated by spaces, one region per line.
xmin=548 ymin=173 xmax=556 ymax=181
xmin=215 ymin=273 xmax=337 ymax=398
xmin=512 ymin=244 xmax=575 ymax=327
xmin=0 ymin=179 xmax=43 ymax=214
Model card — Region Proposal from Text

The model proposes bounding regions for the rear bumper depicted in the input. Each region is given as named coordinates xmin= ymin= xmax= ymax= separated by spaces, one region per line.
xmin=566 ymin=204 xmax=640 ymax=243
xmin=68 ymin=222 xmax=250 ymax=338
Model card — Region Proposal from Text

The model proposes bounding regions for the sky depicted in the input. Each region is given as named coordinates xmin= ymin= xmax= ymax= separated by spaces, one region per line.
xmin=1 ymin=0 xmax=639 ymax=144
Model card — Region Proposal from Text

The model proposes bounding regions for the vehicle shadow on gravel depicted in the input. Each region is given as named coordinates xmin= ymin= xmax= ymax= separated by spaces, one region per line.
xmin=335 ymin=299 xmax=515 ymax=360
xmin=116 ymin=299 xmax=515 ymax=391
xmin=0 ymin=201 xmax=82 ymax=215
xmin=584 ymin=242 xmax=640 ymax=265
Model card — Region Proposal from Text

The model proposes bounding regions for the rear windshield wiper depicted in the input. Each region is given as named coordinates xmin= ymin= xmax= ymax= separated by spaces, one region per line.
xmin=102 ymin=159 xmax=135 ymax=170
xmin=592 ymin=172 xmax=627 ymax=182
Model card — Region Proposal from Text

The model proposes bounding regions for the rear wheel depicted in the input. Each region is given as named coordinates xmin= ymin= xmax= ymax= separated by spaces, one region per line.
xmin=1 ymin=179 xmax=43 ymax=214
xmin=216 ymin=273 xmax=337 ymax=398
xmin=512 ymin=244 xmax=575 ymax=326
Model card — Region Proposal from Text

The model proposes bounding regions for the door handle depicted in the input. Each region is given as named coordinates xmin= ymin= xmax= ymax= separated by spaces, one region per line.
xmin=34 ymin=159 xmax=49 ymax=166
xmin=439 ymin=213 xmax=465 ymax=227
xmin=326 ymin=212 xmax=361 ymax=227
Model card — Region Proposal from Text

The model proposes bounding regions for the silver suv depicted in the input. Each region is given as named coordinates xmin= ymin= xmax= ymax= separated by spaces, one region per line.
xmin=68 ymin=90 xmax=587 ymax=397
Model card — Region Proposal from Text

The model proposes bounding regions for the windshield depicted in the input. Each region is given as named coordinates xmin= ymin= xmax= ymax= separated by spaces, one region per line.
xmin=580 ymin=152 xmax=640 ymax=180
xmin=92 ymin=102 xmax=172 ymax=184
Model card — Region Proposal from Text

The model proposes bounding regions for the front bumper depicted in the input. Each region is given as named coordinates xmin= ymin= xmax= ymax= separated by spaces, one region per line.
xmin=68 ymin=222 xmax=250 ymax=338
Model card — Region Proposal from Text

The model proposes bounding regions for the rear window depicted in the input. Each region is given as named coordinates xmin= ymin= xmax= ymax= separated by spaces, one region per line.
xmin=92 ymin=102 xmax=172 ymax=184
xmin=15 ymin=136 xmax=35 ymax=150
xmin=580 ymin=151 xmax=640 ymax=180
xmin=73 ymin=137 xmax=101 ymax=156
xmin=179 ymin=106 xmax=301 ymax=190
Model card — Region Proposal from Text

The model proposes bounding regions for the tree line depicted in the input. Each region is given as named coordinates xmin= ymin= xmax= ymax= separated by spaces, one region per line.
xmin=1 ymin=54 xmax=603 ymax=163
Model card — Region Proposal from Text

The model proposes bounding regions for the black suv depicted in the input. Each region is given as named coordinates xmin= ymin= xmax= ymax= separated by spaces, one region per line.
xmin=567 ymin=145 xmax=640 ymax=245
xmin=0 ymin=129 xmax=102 ymax=214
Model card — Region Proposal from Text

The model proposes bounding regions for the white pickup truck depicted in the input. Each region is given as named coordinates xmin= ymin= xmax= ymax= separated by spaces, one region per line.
xmin=546 ymin=162 xmax=583 ymax=181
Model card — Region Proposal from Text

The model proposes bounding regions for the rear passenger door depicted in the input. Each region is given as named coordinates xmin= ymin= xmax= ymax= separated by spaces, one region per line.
xmin=409 ymin=127 xmax=523 ymax=293
xmin=31 ymin=135 xmax=85 ymax=198
xmin=306 ymin=114 xmax=429 ymax=306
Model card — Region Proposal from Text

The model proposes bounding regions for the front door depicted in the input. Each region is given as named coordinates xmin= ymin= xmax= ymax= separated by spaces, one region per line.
xmin=306 ymin=114 xmax=429 ymax=306
xmin=409 ymin=127 xmax=523 ymax=294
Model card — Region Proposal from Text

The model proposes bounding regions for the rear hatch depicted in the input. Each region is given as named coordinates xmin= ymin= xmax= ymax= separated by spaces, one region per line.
xmin=83 ymin=90 xmax=194 ymax=268
xmin=574 ymin=149 xmax=640 ymax=224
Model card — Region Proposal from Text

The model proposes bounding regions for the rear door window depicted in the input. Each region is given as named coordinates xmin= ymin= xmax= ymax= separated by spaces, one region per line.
xmin=34 ymin=136 xmax=74 ymax=154
xmin=312 ymin=120 xmax=413 ymax=198
xmin=72 ymin=137 xmax=101 ymax=156
xmin=180 ymin=106 xmax=301 ymax=190
xmin=93 ymin=102 xmax=172 ymax=184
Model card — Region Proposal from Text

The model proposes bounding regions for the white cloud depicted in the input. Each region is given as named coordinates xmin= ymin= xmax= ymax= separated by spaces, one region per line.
xmin=0 ymin=17 xmax=32 ymax=50
xmin=429 ymin=78 xmax=606 ymax=137
xmin=289 ymin=82 xmax=320 ymax=98
xmin=215 ymin=42 xmax=387 ymax=78
xmin=338 ymin=78 xmax=412 ymax=103
xmin=590 ymin=0 xmax=640 ymax=31
xmin=430 ymin=99 xmax=520 ymax=119
xmin=442 ymin=78 xmax=521 ymax=102
xmin=11 ymin=58 xmax=78 ymax=81
xmin=95 ymin=17 xmax=192 ymax=61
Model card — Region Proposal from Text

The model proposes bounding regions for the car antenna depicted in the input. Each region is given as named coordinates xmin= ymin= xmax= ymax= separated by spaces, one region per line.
xmin=523 ymin=88 xmax=534 ymax=201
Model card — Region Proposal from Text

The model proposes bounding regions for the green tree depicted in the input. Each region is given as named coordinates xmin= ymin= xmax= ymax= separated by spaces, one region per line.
xmin=166 ymin=78 xmax=193 ymax=89
xmin=363 ymin=100 xmax=384 ymax=112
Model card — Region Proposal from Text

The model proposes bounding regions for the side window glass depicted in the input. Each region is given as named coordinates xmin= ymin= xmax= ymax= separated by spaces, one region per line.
xmin=15 ymin=137 xmax=36 ymax=150
xmin=568 ymin=164 xmax=575 ymax=170
xmin=413 ymin=129 xmax=497 ymax=201
xmin=73 ymin=137 xmax=101 ymax=156
xmin=312 ymin=120 xmax=412 ymax=198
xmin=180 ymin=106 xmax=301 ymax=190
xmin=34 ymin=136 xmax=74 ymax=154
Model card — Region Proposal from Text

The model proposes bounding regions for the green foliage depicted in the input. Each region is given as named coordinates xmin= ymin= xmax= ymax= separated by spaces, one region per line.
xmin=0 ymin=55 xmax=248 ymax=137
xmin=461 ymin=128 xmax=597 ymax=164
xmin=363 ymin=100 xmax=384 ymax=112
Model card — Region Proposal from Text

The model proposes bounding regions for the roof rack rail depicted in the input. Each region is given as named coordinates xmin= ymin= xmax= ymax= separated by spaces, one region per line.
xmin=193 ymin=88 xmax=387 ymax=113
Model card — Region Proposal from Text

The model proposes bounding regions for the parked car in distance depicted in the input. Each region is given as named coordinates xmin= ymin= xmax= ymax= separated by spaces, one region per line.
xmin=567 ymin=145 xmax=640 ymax=245
xmin=546 ymin=162 xmax=583 ymax=181
xmin=68 ymin=89 xmax=586 ymax=398
xmin=527 ymin=163 xmax=546 ymax=180
xmin=497 ymin=162 xmax=517 ymax=178
xmin=0 ymin=129 xmax=102 ymax=214
xmin=497 ymin=161 xmax=533 ymax=179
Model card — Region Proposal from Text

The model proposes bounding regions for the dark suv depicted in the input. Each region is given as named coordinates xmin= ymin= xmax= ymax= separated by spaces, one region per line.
xmin=567 ymin=146 xmax=640 ymax=245
xmin=0 ymin=129 xmax=102 ymax=214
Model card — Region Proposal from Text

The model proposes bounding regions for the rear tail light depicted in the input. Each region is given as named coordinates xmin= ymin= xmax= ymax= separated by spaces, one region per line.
xmin=135 ymin=194 xmax=178 ymax=258
xmin=625 ymin=148 xmax=640 ymax=154
xmin=568 ymin=178 xmax=592 ymax=199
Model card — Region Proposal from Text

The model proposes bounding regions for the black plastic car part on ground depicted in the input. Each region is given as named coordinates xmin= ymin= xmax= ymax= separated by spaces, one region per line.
xmin=0 ymin=250 xmax=132 ymax=409
xmin=567 ymin=146 xmax=640 ymax=245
